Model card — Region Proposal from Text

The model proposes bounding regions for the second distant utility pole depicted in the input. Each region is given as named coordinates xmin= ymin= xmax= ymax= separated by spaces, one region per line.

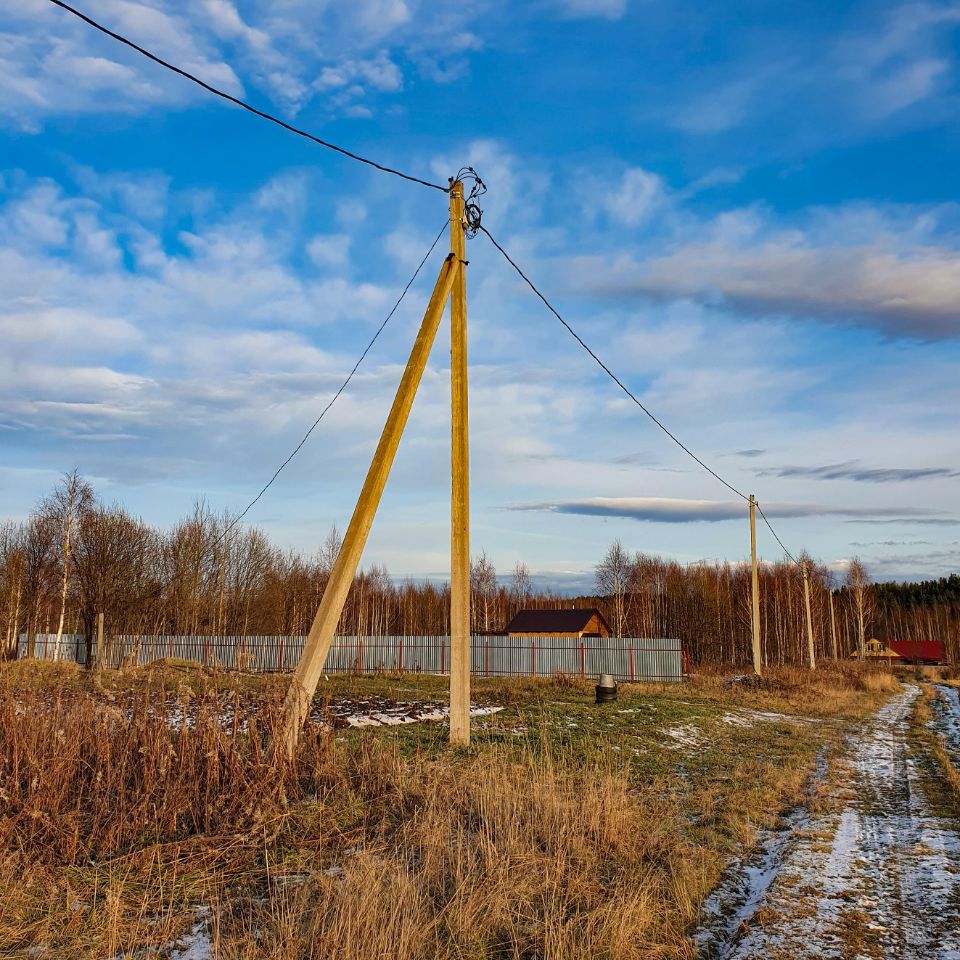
xmin=802 ymin=558 xmax=816 ymax=670
xmin=749 ymin=495 xmax=763 ymax=676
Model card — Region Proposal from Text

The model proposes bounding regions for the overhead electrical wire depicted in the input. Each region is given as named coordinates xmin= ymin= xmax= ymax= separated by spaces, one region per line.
xmin=478 ymin=224 xmax=806 ymax=567
xmin=44 ymin=0 xmax=809 ymax=566
xmin=45 ymin=0 xmax=448 ymax=194
xmin=755 ymin=502 xmax=801 ymax=566
xmin=478 ymin=224 xmax=750 ymax=501
xmin=214 ymin=222 xmax=448 ymax=547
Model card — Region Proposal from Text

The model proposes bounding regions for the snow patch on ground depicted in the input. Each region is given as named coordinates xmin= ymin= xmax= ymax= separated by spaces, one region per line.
xmin=694 ymin=752 xmax=826 ymax=959
xmin=720 ymin=708 xmax=816 ymax=727
xmin=663 ymin=723 xmax=707 ymax=749
xmin=695 ymin=685 xmax=960 ymax=960
xmin=169 ymin=918 xmax=212 ymax=960
xmin=340 ymin=703 xmax=503 ymax=728
xmin=933 ymin=684 xmax=960 ymax=765
xmin=664 ymin=707 xmax=816 ymax=750
xmin=153 ymin=696 xmax=503 ymax=732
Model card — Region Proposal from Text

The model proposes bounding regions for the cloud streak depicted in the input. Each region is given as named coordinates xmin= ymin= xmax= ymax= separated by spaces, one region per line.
xmin=507 ymin=497 xmax=950 ymax=524
xmin=761 ymin=461 xmax=960 ymax=483
xmin=579 ymin=236 xmax=960 ymax=340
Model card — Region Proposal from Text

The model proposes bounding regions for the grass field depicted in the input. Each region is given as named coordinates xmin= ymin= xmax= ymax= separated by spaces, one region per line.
xmin=0 ymin=660 xmax=901 ymax=959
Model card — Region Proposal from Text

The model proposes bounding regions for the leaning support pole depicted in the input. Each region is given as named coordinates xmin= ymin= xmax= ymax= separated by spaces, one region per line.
xmin=802 ymin=558 xmax=816 ymax=670
xmin=749 ymin=495 xmax=763 ymax=676
xmin=449 ymin=180 xmax=471 ymax=747
xmin=276 ymin=254 xmax=460 ymax=758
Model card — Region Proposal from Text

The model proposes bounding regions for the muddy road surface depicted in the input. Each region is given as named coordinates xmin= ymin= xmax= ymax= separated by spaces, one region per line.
xmin=696 ymin=685 xmax=960 ymax=960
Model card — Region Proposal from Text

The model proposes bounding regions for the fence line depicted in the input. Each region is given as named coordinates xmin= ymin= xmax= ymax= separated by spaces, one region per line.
xmin=17 ymin=633 xmax=683 ymax=682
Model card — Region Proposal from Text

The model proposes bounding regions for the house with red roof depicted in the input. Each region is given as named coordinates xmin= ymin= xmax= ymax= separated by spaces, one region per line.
xmin=864 ymin=638 xmax=945 ymax=664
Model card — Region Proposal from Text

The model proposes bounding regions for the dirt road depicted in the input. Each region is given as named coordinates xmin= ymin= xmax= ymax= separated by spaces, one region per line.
xmin=697 ymin=685 xmax=960 ymax=960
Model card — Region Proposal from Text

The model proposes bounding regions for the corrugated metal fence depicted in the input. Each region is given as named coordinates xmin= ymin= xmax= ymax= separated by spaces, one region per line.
xmin=18 ymin=633 xmax=683 ymax=683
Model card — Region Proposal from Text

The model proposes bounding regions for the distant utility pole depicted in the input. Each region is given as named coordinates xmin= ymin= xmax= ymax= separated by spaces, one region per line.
xmin=276 ymin=253 xmax=461 ymax=758
xmin=802 ymin=558 xmax=816 ymax=670
xmin=828 ymin=583 xmax=839 ymax=660
xmin=749 ymin=495 xmax=763 ymax=676
xmin=449 ymin=180 xmax=471 ymax=747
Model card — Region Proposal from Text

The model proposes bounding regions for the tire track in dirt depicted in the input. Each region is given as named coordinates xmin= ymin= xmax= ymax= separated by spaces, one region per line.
xmin=696 ymin=685 xmax=960 ymax=960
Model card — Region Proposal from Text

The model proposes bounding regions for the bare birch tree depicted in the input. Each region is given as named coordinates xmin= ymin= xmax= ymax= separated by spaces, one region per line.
xmin=846 ymin=558 xmax=874 ymax=660
xmin=42 ymin=471 xmax=94 ymax=660
xmin=470 ymin=551 xmax=497 ymax=634
xmin=596 ymin=540 xmax=633 ymax=638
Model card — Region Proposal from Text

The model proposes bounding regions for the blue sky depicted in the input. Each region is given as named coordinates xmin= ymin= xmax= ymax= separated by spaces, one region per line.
xmin=2 ymin=0 xmax=960 ymax=587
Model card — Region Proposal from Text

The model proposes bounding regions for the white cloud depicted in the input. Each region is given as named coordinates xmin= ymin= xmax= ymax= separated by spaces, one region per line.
xmin=308 ymin=234 xmax=352 ymax=268
xmin=576 ymin=203 xmax=960 ymax=339
xmin=602 ymin=168 xmax=665 ymax=227
xmin=316 ymin=52 xmax=402 ymax=93
xmin=0 ymin=0 xmax=490 ymax=126
xmin=670 ymin=1 xmax=960 ymax=136
xmin=558 ymin=0 xmax=628 ymax=20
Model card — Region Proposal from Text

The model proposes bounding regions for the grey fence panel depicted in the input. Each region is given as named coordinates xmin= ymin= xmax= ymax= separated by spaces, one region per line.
xmin=16 ymin=634 xmax=86 ymax=664
xmin=16 ymin=633 xmax=682 ymax=682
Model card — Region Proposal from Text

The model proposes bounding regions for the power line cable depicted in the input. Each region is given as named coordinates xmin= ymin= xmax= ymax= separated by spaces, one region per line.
xmin=755 ymin=501 xmax=801 ymax=566
xmin=214 ymin=222 xmax=447 ymax=547
xmin=46 ymin=0 xmax=448 ymax=194
xmin=478 ymin=224 xmax=811 ymax=566
xmin=41 ymin=3 xmax=809 ymax=566
xmin=478 ymin=224 xmax=750 ymax=502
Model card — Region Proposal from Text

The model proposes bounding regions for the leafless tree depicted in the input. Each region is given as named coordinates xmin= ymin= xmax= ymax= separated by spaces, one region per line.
xmin=596 ymin=540 xmax=633 ymax=638
xmin=5 ymin=476 xmax=957 ymax=669
xmin=470 ymin=551 xmax=497 ymax=634
xmin=42 ymin=471 xmax=95 ymax=660
xmin=845 ymin=558 xmax=874 ymax=660
xmin=511 ymin=561 xmax=532 ymax=606
xmin=0 ymin=522 xmax=25 ymax=659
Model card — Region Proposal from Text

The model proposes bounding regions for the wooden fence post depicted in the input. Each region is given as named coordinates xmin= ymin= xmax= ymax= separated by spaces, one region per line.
xmin=95 ymin=612 xmax=104 ymax=670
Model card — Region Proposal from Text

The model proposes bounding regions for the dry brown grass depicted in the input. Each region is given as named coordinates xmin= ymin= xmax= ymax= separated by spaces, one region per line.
xmin=683 ymin=661 xmax=899 ymax=717
xmin=0 ymin=661 xmax=898 ymax=959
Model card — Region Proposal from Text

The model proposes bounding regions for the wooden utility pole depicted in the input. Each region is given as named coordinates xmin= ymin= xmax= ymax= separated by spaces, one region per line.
xmin=449 ymin=180 xmax=471 ymax=746
xmin=801 ymin=559 xmax=816 ymax=670
xmin=828 ymin=584 xmax=839 ymax=660
xmin=748 ymin=495 xmax=762 ymax=676
xmin=276 ymin=254 xmax=461 ymax=758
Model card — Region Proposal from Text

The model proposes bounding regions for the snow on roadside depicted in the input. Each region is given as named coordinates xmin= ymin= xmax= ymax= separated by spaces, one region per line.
xmin=694 ymin=752 xmax=826 ymax=959
xmin=933 ymin=684 xmax=960 ymax=765
xmin=697 ymin=685 xmax=960 ymax=960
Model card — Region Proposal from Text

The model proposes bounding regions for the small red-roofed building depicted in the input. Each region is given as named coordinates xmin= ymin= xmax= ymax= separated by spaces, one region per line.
xmin=864 ymin=638 xmax=944 ymax=664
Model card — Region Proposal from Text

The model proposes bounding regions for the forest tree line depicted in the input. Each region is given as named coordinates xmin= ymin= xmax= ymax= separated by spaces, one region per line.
xmin=1 ymin=473 xmax=957 ymax=667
